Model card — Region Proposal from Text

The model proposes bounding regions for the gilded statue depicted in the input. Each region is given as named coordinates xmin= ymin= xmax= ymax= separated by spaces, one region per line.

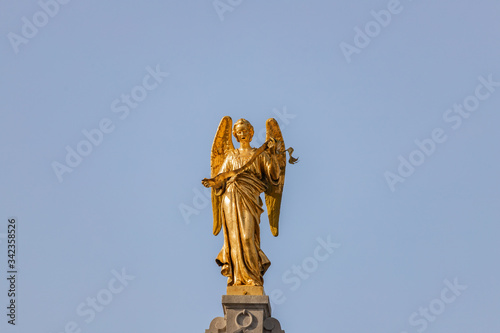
xmin=202 ymin=117 xmax=297 ymax=291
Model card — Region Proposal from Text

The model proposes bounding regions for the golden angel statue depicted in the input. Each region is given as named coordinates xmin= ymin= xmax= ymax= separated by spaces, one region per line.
xmin=202 ymin=117 xmax=298 ymax=289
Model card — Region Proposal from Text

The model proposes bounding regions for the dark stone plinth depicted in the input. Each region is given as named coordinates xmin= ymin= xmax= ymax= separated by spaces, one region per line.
xmin=206 ymin=295 xmax=284 ymax=333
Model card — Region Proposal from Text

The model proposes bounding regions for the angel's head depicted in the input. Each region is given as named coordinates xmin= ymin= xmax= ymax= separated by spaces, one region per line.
xmin=233 ymin=118 xmax=254 ymax=143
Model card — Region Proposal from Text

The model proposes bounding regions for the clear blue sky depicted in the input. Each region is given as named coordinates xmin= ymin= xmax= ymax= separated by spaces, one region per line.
xmin=1 ymin=1 xmax=499 ymax=332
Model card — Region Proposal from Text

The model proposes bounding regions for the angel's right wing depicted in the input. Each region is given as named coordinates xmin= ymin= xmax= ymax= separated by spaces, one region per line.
xmin=210 ymin=116 xmax=234 ymax=235
xmin=265 ymin=118 xmax=287 ymax=237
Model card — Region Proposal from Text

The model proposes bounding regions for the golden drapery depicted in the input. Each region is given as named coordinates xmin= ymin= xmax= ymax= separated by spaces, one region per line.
xmin=214 ymin=148 xmax=280 ymax=286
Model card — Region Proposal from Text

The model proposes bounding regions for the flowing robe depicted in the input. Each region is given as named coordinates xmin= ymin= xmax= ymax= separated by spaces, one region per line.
xmin=215 ymin=148 xmax=280 ymax=286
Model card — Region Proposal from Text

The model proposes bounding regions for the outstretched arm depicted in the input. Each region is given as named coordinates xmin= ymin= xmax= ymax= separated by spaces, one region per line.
xmin=202 ymin=140 xmax=272 ymax=188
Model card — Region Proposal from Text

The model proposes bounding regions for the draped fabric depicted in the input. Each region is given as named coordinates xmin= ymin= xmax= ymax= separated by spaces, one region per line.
xmin=215 ymin=148 xmax=280 ymax=286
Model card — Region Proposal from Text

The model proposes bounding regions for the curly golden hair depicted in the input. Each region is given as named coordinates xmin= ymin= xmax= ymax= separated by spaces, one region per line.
xmin=232 ymin=118 xmax=254 ymax=142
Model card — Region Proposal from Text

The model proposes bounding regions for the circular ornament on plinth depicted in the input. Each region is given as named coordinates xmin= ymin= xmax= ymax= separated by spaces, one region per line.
xmin=235 ymin=309 xmax=254 ymax=328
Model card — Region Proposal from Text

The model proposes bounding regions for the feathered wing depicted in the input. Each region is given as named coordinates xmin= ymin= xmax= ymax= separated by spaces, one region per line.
xmin=265 ymin=118 xmax=287 ymax=237
xmin=210 ymin=116 xmax=234 ymax=235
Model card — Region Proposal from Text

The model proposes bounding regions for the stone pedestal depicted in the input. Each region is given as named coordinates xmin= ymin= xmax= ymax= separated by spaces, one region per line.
xmin=206 ymin=295 xmax=284 ymax=333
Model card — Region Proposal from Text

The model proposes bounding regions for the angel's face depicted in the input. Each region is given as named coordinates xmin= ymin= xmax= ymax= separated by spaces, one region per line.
xmin=234 ymin=123 xmax=253 ymax=143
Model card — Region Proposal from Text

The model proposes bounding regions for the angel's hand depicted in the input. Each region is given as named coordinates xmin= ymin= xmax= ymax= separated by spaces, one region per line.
xmin=201 ymin=178 xmax=216 ymax=188
xmin=267 ymin=138 xmax=277 ymax=154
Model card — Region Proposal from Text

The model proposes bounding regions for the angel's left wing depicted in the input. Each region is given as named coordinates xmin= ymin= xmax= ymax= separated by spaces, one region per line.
xmin=210 ymin=116 xmax=234 ymax=236
xmin=264 ymin=118 xmax=288 ymax=237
